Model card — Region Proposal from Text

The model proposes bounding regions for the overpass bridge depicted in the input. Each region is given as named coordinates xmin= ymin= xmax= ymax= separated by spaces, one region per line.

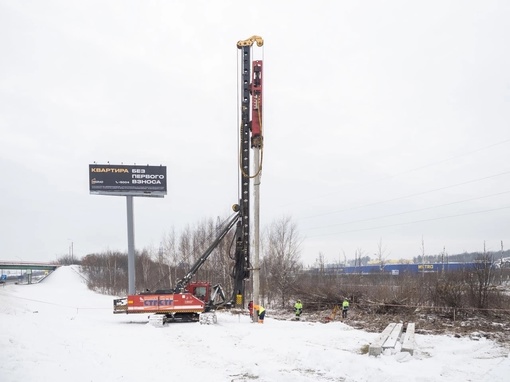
xmin=0 ymin=261 xmax=59 ymax=271
xmin=0 ymin=261 xmax=60 ymax=284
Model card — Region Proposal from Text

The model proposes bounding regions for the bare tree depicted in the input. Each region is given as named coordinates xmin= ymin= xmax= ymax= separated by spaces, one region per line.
xmin=467 ymin=242 xmax=496 ymax=309
xmin=81 ymin=251 xmax=127 ymax=295
xmin=432 ymin=271 xmax=466 ymax=310
xmin=161 ymin=228 xmax=178 ymax=287
xmin=177 ymin=225 xmax=193 ymax=281
xmin=313 ymin=252 xmax=327 ymax=287
xmin=420 ymin=236 xmax=425 ymax=261
xmin=376 ymin=238 xmax=389 ymax=272
xmin=314 ymin=252 xmax=326 ymax=274
xmin=354 ymin=248 xmax=365 ymax=268
xmin=138 ymin=248 xmax=153 ymax=290
xmin=262 ymin=216 xmax=303 ymax=307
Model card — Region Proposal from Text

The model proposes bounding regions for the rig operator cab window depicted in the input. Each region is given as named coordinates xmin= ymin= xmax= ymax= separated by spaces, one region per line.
xmin=194 ymin=286 xmax=207 ymax=300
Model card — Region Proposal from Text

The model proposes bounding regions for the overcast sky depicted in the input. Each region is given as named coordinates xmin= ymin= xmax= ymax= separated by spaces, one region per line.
xmin=1 ymin=0 xmax=509 ymax=266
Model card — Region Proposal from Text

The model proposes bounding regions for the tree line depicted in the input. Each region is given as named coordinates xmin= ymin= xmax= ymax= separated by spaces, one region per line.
xmin=58 ymin=215 xmax=302 ymax=306
xmin=57 ymin=216 xmax=510 ymax=316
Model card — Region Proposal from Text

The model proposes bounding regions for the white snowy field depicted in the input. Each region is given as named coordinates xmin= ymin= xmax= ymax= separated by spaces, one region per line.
xmin=0 ymin=266 xmax=509 ymax=382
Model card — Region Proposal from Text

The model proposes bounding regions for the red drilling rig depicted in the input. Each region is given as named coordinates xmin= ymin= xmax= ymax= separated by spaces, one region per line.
xmin=113 ymin=36 xmax=264 ymax=325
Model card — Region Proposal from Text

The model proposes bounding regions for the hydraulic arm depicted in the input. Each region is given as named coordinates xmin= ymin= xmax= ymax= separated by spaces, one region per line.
xmin=175 ymin=207 xmax=241 ymax=293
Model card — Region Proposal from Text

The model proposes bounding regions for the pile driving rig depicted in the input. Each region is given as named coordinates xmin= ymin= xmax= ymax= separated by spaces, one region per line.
xmin=113 ymin=36 xmax=264 ymax=325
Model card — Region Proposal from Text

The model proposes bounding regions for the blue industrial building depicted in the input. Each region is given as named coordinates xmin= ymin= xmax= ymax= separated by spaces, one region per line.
xmin=321 ymin=262 xmax=490 ymax=275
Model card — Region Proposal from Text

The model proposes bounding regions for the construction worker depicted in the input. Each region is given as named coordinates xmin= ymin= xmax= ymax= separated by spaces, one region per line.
xmin=342 ymin=298 xmax=350 ymax=319
xmin=253 ymin=302 xmax=266 ymax=323
xmin=248 ymin=300 xmax=265 ymax=323
xmin=294 ymin=299 xmax=303 ymax=319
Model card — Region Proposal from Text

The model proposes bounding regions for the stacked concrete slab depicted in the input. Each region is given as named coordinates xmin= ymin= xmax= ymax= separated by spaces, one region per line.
xmin=369 ymin=322 xmax=415 ymax=356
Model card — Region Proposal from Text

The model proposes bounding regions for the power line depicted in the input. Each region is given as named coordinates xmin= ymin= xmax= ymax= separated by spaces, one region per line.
xmin=305 ymin=190 xmax=510 ymax=232
xmin=367 ymin=138 xmax=510 ymax=182
xmin=282 ymin=137 xmax=510 ymax=208
xmin=300 ymin=169 xmax=510 ymax=220
xmin=306 ymin=205 xmax=510 ymax=238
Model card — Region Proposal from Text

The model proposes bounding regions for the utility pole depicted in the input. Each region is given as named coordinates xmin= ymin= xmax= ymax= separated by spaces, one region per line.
xmin=501 ymin=240 xmax=504 ymax=284
xmin=421 ymin=236 xmax=425 ymax=278
xmin=441 ymin=245 xmax=445 ymax=275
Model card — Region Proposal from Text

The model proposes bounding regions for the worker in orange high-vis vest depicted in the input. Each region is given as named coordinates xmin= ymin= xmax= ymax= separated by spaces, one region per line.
xmin=253 ymin=303 xmax=266 ymax=323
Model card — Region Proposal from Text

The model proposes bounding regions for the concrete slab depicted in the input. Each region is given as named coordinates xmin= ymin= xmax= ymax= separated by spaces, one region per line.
xmin=382 ymin=323 xmax=403 ymax=350
xmin=401 ymin=322 xmax=416 ymax=355
xmin=369 ymin=323 xmax=395 ymax=356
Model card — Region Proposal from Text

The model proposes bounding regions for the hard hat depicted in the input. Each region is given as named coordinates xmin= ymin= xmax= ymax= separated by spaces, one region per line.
xmin=297 ymin=299 xmax=301 ymax=303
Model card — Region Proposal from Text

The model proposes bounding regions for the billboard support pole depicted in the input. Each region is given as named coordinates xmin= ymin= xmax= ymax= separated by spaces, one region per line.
xmin=126 ymin=195 xmax=136 ymax=294
xmin=89 ymin=164 xmax=167 ymax=294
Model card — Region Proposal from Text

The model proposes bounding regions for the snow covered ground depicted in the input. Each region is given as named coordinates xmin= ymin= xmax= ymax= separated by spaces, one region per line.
xmin=0 ymin=266 xmax=509 ymax=382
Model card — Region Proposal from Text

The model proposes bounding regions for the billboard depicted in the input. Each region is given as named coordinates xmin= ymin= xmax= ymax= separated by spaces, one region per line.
xmin=89 ymin=164 xmax=167 ymax=197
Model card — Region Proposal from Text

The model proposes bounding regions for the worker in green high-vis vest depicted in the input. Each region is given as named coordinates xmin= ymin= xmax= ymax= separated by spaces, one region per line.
xmin=342 ymin=298 xmax=350 ymax=319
